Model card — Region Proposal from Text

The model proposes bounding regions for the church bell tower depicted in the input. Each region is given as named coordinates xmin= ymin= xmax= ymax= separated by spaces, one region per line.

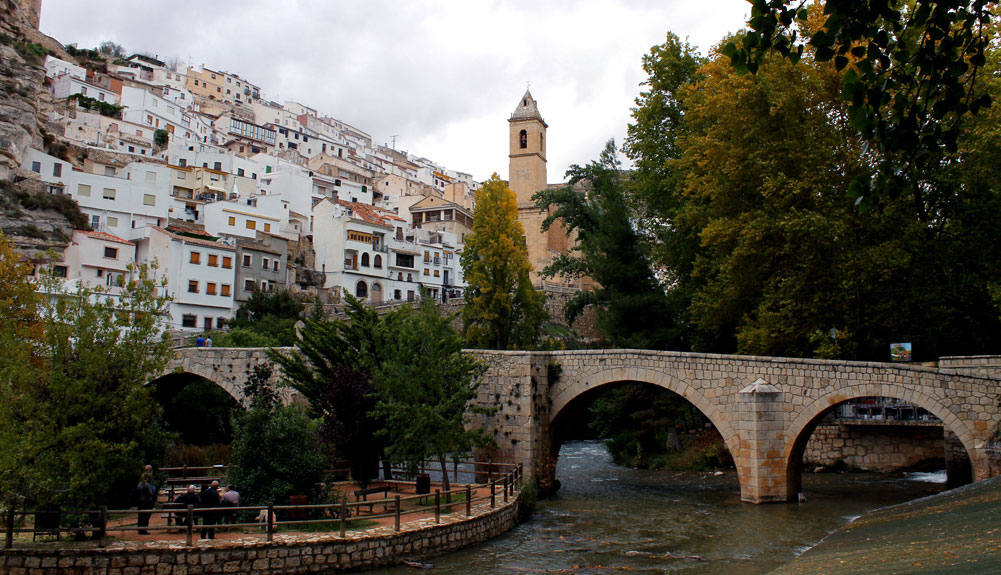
xmin=508 ymin=90 xmax=548 ymax=206
xmin=508 ymin=90 xmax=552 ymax=285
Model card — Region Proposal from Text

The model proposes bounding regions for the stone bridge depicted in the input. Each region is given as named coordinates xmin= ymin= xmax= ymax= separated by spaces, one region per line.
xmin=162 ymin=348 xmax=1001 ymax=503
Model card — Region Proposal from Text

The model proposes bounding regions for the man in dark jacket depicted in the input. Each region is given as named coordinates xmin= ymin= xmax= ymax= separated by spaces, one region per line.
xmin=133 ymin=465 xmax=157 ymax=534
xmin=200 ymin=481 xmax=221 ymax=539
xmin=173 ymin=485 xmax=201 ymax=528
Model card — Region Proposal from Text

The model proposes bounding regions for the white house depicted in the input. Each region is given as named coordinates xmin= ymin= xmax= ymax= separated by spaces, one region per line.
xmin=133 ymin=226 xmax=237 ymax=331
xmin=43 ymin=55 xmax=86 ymax=81
xmin=51 ymin=73 xmax=119 ymax=105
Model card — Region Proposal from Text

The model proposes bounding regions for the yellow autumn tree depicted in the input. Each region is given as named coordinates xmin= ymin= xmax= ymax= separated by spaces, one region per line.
xmin=461 ymin=174 xmax=545 ymax=349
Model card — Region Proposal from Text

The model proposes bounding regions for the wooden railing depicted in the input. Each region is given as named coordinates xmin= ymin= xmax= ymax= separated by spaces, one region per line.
xmin=2 ymin=460 xmax=522 ymax=548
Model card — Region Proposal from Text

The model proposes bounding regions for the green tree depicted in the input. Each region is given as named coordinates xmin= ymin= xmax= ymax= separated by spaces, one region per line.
xmin=0 ymin=258 xmax=174 ymax=509
xmin=727 ymin=1 xmax=995 ymax=208
xmin=271 ymin=295 xmax=388 ymax=485
xmin=153 ymin=129 xmax=169 ymax=147
xmin=533 ymin=141 xmax=683 ymax=349
xmin=462 ymin=174 xmax=546 ymax=349
xmin=215 ymin=289 xmax=305 ymax=347
xmin=225 ymin=366 xmax=325 ymax=506
xmin=373 ymin=296 xmax=488 ymax=492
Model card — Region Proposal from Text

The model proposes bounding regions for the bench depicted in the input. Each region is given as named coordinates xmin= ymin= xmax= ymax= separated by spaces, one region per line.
xmin=353 ymin=485 xmax=393 ymax=513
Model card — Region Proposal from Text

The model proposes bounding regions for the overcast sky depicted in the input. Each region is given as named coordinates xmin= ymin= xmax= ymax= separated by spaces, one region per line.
xmin=40 ymin=0 xmax=749 ymax=183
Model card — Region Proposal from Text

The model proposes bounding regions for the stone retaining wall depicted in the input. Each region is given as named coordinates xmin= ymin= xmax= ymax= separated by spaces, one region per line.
xmin=803 ymin=422 xmax=944 ymax=471
xmin=0 ymin=498 xmax=519 ymax=575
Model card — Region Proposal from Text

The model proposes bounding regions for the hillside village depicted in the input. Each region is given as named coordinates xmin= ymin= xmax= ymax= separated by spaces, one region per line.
xmin=4 ymin=11 xmax=486 ymax=333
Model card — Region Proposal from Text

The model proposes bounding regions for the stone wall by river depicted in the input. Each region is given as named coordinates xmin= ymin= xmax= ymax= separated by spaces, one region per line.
xmin=803 ymin=422 xmax=945 ymax=471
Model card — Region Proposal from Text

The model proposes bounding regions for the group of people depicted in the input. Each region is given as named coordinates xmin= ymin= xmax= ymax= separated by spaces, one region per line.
xmin=132 ymin=465 xmax=241 ymax=539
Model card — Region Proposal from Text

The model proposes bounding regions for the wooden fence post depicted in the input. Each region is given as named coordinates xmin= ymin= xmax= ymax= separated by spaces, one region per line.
xmin=98 ymin=506 xmax=107 ymax=548
xmin=339 ymin=500 xmax=347 ymax=537
xmin=490 ymin=482 xmax=495 ymax=509
xmin=465 ymin=485 xmax=472 ymax=517
xmin=5 ymin=502 xmax=14 ymax=549
xmin=394 ymin=496 xmax=401 ymax=532
xmin=434 ymin=490 xmax=440 ymax=524
xmin=185 ymin=505 xmax=194 ymax=547
xmin=266 ymin=505 xmax=274 ymax=542
xmin=503 ymin=476 xmax=509 ymax=503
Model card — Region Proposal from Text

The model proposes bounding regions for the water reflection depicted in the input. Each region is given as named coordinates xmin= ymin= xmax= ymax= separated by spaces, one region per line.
xmin=371 ymin=440 xmax=944 ymax=575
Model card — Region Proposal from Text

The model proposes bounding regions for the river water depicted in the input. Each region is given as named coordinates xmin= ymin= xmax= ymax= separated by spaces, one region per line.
xmin=374 ymin=440 xmax=946 ymax=574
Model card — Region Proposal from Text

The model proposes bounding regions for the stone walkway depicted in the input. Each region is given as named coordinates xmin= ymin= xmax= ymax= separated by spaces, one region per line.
xmin=91 ymin=485 xmax=504 ymax=550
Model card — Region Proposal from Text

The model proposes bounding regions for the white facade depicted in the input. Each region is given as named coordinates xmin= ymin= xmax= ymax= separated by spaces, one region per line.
xmin=44 ymin=55 xmax=86 ymax=81
xmin=203 ymin=195 xmax=293 ymax=240
xmin=51 ymin=230 xmax=137 ymax=295
xmin=133 ymin=226 xmax=237 ymax=331
xmin=51 ymin=73 xmax=119 ymax=104
xmin=120 ymin=86 xmax=197 ymax=141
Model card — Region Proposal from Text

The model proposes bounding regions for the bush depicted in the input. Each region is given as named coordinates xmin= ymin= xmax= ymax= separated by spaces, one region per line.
xmin=226 ymin=405 xmax=326 ymax=507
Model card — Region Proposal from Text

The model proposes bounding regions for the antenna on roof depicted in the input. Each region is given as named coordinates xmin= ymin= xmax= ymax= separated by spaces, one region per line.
xmin=390 ymin=135 xmax=398 ymax=150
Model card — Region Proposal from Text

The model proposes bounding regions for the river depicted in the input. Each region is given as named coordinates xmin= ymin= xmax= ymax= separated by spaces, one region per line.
xmin=374 ymin=440 xmax=946 ymax=574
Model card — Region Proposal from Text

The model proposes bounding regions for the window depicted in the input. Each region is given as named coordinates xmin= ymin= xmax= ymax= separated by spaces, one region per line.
xmin=222 ymin=256 xmax=232 ymax=269
xmin=394 ymin=289 xmax=402 ymax=300
xmin=103 ymin=246 xmax=118 ymax=259
xmin=189 ymin=251 xmax=201 ymax=264
xmin=107 ymin=216 xmax=118 ymax=227
xmin=206 ymin=282 xmax=217 ymax=295
xmin=244 ymin=279 xmax=255 ymax=291
xmin=187 ymin=280 xmax=198 ymax=293
xmin=424 ymin=269 xmax=430 ymax=276
xmin=246 ymin=220 xmax=256 ymax=230
xmin=78 ymin=184 xmax=91 ymax=197
xmin=361 ymin=253 xmax=370 ymax=267
xmin=519 ymin=129 xmax=527 ymax=149
xmin=228 ymin=216 xmax=236 ymax=226
xmin=424 ymin=251 xmax=430 ymax=262
xmin=204 ymin=317 xmax=213 ymax=330
xmin=237 ymin=168 xmax=245 ymax=177
xmin=213 ymin=162 xmax=222 ymax=171
xmin=356 ymin=281 xmax=368 ymax=298
xmin=143 ymin=194 xmax=156 ymax=206
xmin=53 ymin=163 xmax=62 ymax=177
xmin=182 ymin=314 xmax=197 ymax=328
xmin=90 ymin=214 xmax=100 ymax=228
xmin=263 ymin=223 xmax=271 ymax=233
xmin=273 ymin=260 xmax=279 ymax=271
xmin=208 ymin=254 xmax=218 ymax=267
xmin=242 ymin=254 xmax=251 ymax=267
xmin=103 ymin=188 xmax=116 ymax=200
xmin=179 ymin=158 xmax=187 ymax=167
xmin=434 ymin=269 xmax=440 ymax=277
xmin=220 ymin=284 xmax=231 ymax=297
xmin=374 ymin=255 xmax=382 ymax=269
xmin=31 ymin=161 xmax=40 ymax=173
xmin=145 ymin=171 xmax=156 ymax=184
xmin=104 ymin=166 xmax=116 ymax=176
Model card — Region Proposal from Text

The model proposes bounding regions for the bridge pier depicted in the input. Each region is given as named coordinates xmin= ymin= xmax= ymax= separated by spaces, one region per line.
xmin=735 ymin=379 xmax=790 ymax=503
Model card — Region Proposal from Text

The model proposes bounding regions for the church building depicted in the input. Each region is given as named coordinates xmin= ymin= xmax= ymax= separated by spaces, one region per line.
xmin=507 ymin=90 xmax=578 ymax=288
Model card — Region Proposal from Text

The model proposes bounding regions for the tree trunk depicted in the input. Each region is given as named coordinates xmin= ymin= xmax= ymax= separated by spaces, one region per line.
xmin=437 ymin=453 xmax=450 ymax=493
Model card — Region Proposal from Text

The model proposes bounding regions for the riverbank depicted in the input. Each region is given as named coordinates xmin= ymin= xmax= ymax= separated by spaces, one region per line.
xmin=771 ymin=475 xmax=1001 ymax=574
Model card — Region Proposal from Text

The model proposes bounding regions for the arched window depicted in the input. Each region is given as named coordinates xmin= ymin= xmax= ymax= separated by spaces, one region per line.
xmin=361 ymin=253 xmax=370 ymax=267
xmin=519 ymin=129 xmax=527 ymax=149
xmin=355 ymin=281 xmax=368 ymax=298
xmin=374 ymin=254 xmax=382 ymax=268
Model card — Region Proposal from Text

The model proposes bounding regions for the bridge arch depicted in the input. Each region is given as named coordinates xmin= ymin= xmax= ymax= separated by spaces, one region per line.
xmin=549 ymin=365 xmax=743 ymax=491
xmin=784 ymin=383 xmax=981 ymax=500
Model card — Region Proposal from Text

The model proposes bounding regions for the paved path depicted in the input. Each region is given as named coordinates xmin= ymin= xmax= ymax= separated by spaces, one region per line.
xmin=770 ymin=476 xmax=1001 ymax=574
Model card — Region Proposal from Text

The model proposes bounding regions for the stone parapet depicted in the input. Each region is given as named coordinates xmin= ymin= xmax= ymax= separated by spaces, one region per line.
xmin=0 ymin=497 xmax=519 ymax=574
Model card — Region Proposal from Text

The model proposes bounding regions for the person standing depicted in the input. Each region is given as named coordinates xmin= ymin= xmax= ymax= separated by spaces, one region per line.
xmin=196 ymin=335 xmax=205 ymax=347
xmin=133 ymin=465 xmax=157 ymax=535
xmin=220 ymin=485 xmax=240 ymax=524
xmin=199 ymin=480 xmax=221 ymax=539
